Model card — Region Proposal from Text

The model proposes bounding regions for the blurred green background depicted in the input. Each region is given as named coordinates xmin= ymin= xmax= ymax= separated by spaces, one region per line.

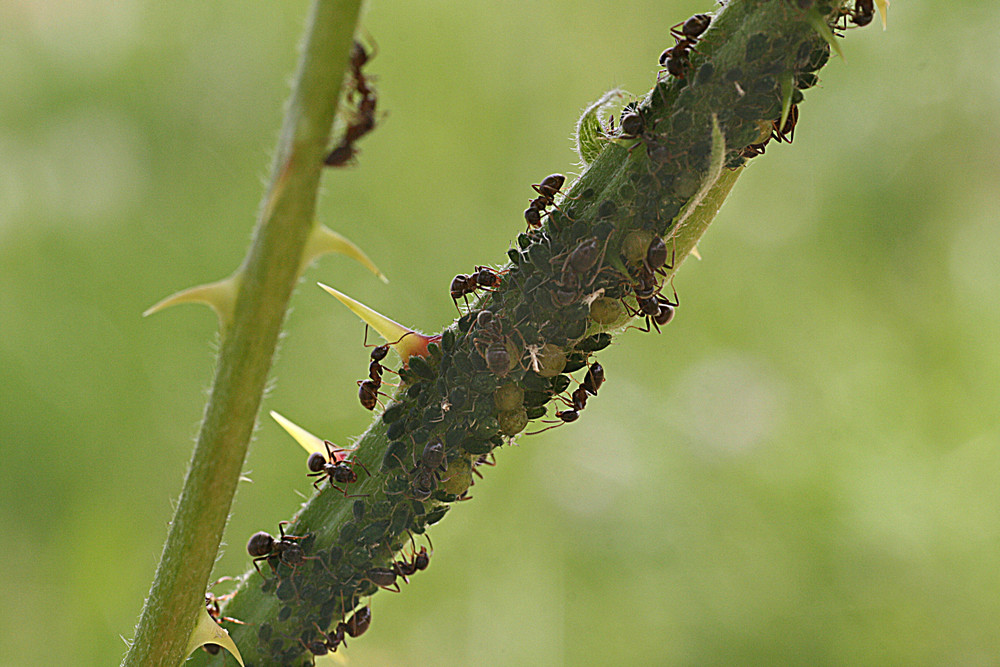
xmin=3 ymin=1 xmax=1000 ymax=665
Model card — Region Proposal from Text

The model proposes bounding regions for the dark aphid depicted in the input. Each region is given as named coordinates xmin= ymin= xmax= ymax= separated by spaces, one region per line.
xmin=345 ymin=606 xmax=372 ymax=638
xmin=582 ymin=362 xmax=605 ymax=396
xmin=567 ymin=237 xmax=603 ymax=274
xmin=485 ymin=341 xmax=511 ymax=377
xmin=419 ymin=438 xmax=447 ymax=472
xmin=247 ymin=522 xmax=313 ymax=575
xmin=476 ymin=309 xmax=494 ymax=329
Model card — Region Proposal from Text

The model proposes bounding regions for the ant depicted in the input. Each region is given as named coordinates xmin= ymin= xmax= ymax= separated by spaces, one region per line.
xmin=835 ymin=0 xmax=874 ymax=30
xmin=307 ymin=440 xmax=370 ymax=496
xmin=771 ymin=104 xmax=799 ymax=144
xmin=306 ymin=604 xmax=372 ymax=656
xmin=357 ymin=328 xmax=413 ymax=410
xmin=451 ymin=266 xmax=504 ymax=310
xmin=658 ymin=13 xmax=711 ymax=79
xmin=394 ymin=544 xmax=431 ymax=581
xmin=325 ymin=39 xmax=380 ymax=167
xmin=247 ymin=521 xmax=318 ymax=576
xmin=625 ymin=264 xmax=679 ymax=333
xmin=524 ymin=173 xmax=566 ymax=229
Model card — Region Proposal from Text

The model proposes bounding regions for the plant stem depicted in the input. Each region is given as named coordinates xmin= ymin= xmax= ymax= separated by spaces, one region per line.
xmin=122 ymin=1 xmax=364 ymax=665
xmin=188 ymin=1 xmax=859 ymax=665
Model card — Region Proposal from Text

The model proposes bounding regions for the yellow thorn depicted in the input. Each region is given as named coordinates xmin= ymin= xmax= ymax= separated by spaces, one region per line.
xmin=302 ymin=225 xmax=388 ymax=283
xmin=689 ymin=245 xmax=702 ymax=260
xmin=270 ymin=410 xmax=355 ymax=458
xmin=184 ymin=606 xmax=245 ymax=666
xmin=317 ymin=283 xmax=433 ymax=360
xmin=142 ymin=274 xmax=240 ymax=329
xmin=873 ymin=0 xmax=888 ymax=29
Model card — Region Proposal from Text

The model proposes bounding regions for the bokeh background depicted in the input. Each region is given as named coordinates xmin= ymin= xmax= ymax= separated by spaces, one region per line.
xmin=3 ymin=1 xmax=1000 ymax=665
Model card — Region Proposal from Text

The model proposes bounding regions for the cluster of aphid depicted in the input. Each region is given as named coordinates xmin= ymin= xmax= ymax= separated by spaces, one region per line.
xmin=208 ymin=8 xmax=874 ymax=663
xmin=325 ymin=40 xmax=378 ymax=167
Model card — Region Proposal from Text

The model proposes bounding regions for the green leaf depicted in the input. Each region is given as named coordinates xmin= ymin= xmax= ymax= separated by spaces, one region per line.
xmin=575 ymin=88 xmax=627 ymax=166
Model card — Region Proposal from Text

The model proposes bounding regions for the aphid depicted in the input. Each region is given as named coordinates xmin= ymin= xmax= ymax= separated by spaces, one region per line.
xmin=307 ymin=439 xmax=370 ymax=496
xmin=485 ymin=341 xmax=511 ymax=377
xmin=247 ymin=522 xmax=312 ymax=575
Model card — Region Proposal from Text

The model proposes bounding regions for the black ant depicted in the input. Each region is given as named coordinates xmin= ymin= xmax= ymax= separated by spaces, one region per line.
xmin=407 ymin=437 xmax=448 ymax=499
xmin=658 ymin=13 xmax=711 ymax=79
xmin=835 ymin=0 xmax=874 ymax=30
xmin=771 ymin=104 xmax=799 ymax=144
xmin=247 ymin=521 xmax=316 ymax=576
xmin=394 ymin=544 xmax=431 ymax=581
xmin=307 ymin=440 xmax=370 ymax=496
xmin=325 ymin=40 xmax=380 ymax=167
xmin=356 ymin=327 xmax=413 ymax=410
xmin=450 ymin=266 xmax=504 ymax=310
xmin=307 ymin=604 xmax=371 ymax=656
xmin=524 ymin=173 xmax=566 ymax=229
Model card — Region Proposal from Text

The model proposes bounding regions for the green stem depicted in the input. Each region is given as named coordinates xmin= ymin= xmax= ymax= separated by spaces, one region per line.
xmin=122 ymin=1 xmax=364 ymax=665
xmin=189 ymin=1 xmax=858 ymax=665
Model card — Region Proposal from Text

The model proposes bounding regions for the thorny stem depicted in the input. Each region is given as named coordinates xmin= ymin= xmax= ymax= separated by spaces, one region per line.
xmin=122 ymin=1 xmax=364 ymax=665
xmin=190 ymin=1 xmax=864 ymax=665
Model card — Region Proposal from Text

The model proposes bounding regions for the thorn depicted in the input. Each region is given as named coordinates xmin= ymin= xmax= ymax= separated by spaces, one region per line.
xmin=873 ymin=0 xmax=888 ymax=30
xmin=270 ymin=410 xmax=355 ymax=460
xmin=805 ymin=8 xmax=845 ymax=63
xmin=303 ymin=225 xmax=388 ymax=283
xmin=142 ymin=273 xmax=240 ymax=329
xmin=779 ymin=72 xmax=794 ymax=132
xmin=690 ymin=245 xmax=702 ymax=260
xmin=184 ymin=606 xmax=245 ymax=666
xmin=317 ymin=282 xmax=437 ymax=362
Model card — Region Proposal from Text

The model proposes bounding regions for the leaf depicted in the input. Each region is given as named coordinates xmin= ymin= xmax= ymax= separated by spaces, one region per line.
xmin=575 ymin=88 xmax=627 ymax=166
xmin=184 ymin=606 xmax=244 ymax=666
